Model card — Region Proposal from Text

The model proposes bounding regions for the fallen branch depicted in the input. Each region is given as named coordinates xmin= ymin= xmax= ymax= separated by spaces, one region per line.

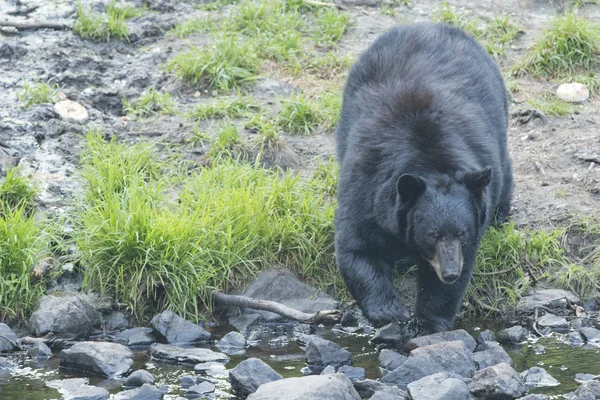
xmin=305 ymin=0 xmax=345 ymax=9
xmin=213 ymin=290 xmax=341 ymax=324
xmin=0 ymin=20 xmax=70 ymax=31
xmin=512 ymin=109 xmax=549 ymax=125
xmin=469 ymin=295 xmax=501 ymax=314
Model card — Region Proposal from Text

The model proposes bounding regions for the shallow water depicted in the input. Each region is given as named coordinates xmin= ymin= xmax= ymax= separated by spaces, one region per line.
xmin=2 ymin=319 xmax=600 ymax=399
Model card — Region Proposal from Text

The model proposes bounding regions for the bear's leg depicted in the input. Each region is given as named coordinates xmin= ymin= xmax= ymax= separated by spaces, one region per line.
xmin=336 ymin=251 xmax=410 ymax=327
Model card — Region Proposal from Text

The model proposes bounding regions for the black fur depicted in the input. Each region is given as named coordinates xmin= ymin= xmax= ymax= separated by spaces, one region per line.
xmin=334 ymin=22 xmax=513 ymax=334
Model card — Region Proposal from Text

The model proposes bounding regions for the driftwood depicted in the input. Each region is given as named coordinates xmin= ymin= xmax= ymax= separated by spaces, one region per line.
xmin=213 ymin=291 xmax=341 ymax=324
xmin=0 ymin=20 xmax=70 ymax=31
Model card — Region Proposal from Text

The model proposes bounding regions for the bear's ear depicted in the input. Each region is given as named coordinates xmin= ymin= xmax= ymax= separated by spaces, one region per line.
xmin=462 ymin=166 xmax=493 ymax=193
xmin=397 ymin=174 xmax=426 ymax=204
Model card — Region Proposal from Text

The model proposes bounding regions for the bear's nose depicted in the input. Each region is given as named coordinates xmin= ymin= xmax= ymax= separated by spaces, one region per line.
xmin=442 ymin=272 xmax=460 ymax=284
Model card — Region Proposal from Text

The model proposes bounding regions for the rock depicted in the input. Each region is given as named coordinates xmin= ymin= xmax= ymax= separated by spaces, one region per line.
xmin=186 ymin=382 xmax=215 ymax=397
xmin=517 ymin=289 xmax=580 ymax=312
xmin=229 ymin=313 xmax=262 ymax=336
xmin=353 ymin=379 xmax=408 ymax=398
xmin=556 ymin=82 xmax=590 ymax=103
xmin=338 ymin=0 xmax=381 ymax=6
xmin=580 ymin=327 xmax=600 ymax=345
xmin=105 ymin=312 xmax=129 ymax=331
xmin=124 ymin=369 xmax=155 ymax=387
xmin=54 ymin=100 xmax=89 ymax=122
xmin=268 ymin=336 xmax=289 ymax=348
xmin=406 ymin=329 xmax=477 ymax=352
xmin=46 ymin=378 xmax=109 ymax=400
xmin=149 ymin=343 xmax=228 ymax=365
xmin=341 ymin=310 xmax=359 ymax=327
xmin=477 ymin=329 xmax=497 ymax=344
xmin=469 ymin=363 xmax=526 ymax=399
xmin=150 ymin=310 xmax=211 ymax=344
xmin=378 ymin=349 xmax=406 ymax=371
xmin=60 ymin=341 xmax=133 ymax=378
xmin=338 ymin=365 xmax=365 ymax=381
xmin=194 ymin=361 xmax=227 ymax=374
xmin=520 ymin=367 xmax=559 ymax=388
xmin=113 ymin=384 xmax=164 ymax=400
xmin=517 ymin=395 xmax=550 ymax=400
xmin=115 ymin=327 xmax=155 ymax=346
xmin=537 ymin=313 xmax=568 ymax=330
xmin=369 ymin=389 xmax=410 ymax=400
xmin=305 ymin=337 xmax=352 ymax=370
xmin=229 ymin=358 xmax=283 ymax=396
xmin=473 ymin=342 xmax=514 ymax=370
xmin=180 ymin=375 xmax=198 ymax=389
xmin=247 ymin=374 xmax=360 ymax=400
xmin=239 ymin=269 xmax=339 ymax=321
xmin=29 ymin=292 xmax=102 ymax=339
xmin=570 ymin=317 xmax=593 ymax=331
xmin=567 ymin=331 xmax=585 ymax=347
xmin=0 ymin=323 xmax=18 ymax=352
xmin=574 ymin=380 xmax=600 ymax=399
xmin=321 ymin=365 xmax=336 ymax=374
xmin=498 ymin=326 xmax=528 ymax=344
xmin=27 ymin=341 xmax=52 ymax=358
xmin=217 ymin=331 xmax=247 ymax=353
xmin=575 ymin=373 xmax=596 ymax=383
xmin=370 ymin=322 xmax=403 ymax=345
xmin=407 ymin=372 xmax=471 ymax=400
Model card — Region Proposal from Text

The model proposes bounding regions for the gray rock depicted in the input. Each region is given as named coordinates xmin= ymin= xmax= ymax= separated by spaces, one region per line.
xmin=407 ymin=372 xmax=471 ymax=400
xmin=229 ymin=357 xmax=283 ymax=396
xmin=378 ymin=349 xmax=406 ymax=371
xmin=29 ymin=292 xmax=102 ymax=339
xmin=517 ymin=289 xmax=580 ymax=312
xmin=239 ymin=269 xmax=339 ymax=321
xmin=477 ymin=329 xmax=497 ymax=344
xmin=115 ymin=328 xmax=155 ymax=346
xmin=406 ymin=329 xmax=477 ymax=352
xmin=570 ymin=317 xmax=593 ymax=331
xmin=46 ymin=378 xmax=109 ymax=400
xmin=113 ymin=384 xmax=164 ymax=400
xmin=517 ymin=396 xmax=550 ymax=400
xmin=537 ymin=313 xmax=568 ymax=329
xmin=150 ymin=310 xmax=211 ymax=344
xmin=352 ymin=379 xmax=387 ymax=398
xmin=370 ymin=322 xmax=403 ymax=345
xmin=59 ymin=342 xmax=133 ymax=378
xmin=567 ymin=331 xmax=585 ymax=347
xmin=305 ymin=337 xmax=352 ymax=370
xmin=498 ymin=326 xmax=528 ymax=344
xmin=469 ymin=363 xmax=526 ymax=399
xmin=186 ymin=381 xmax=215 ymax=397
xmin=124 ymin=369 xmax=155 ymax=387
xmin=338 ymin=365 xmax=365 ymax=381
xmin=217 ymin=331 xmax=247 ymax=353
xmin=321 ymin=365 xmax=336 ymax=374
xmin=149 ymin=343 xmax=228 ymax=365
xmin=27 ymin=341 xmax=52 ymax=358
xmin=575 ymin=373 xmax=596 ymax=383
xmin=180 ymin=375 xmax=197 ymax=389
xmin=556 ymin=82 xmax=590 ymax=103
xmin=369 ymin=390 xmax=409 ymax=400
xmin=0 ymin=323 xmax=18 ymax=352
xmin=580 ymin=327 xmax=600 ymax=345
xmin=104 ymin=312 xmax=129 ymax=331
xmin=520 ymin=367 xmax=559 ymax=388
xmin=247 ymin=374 xmax=360 ymax=400
xmin=229 ymin=313 xmax=262 ymax=336
xmin=473 ymin=342 xmax=513 ymax=370
xmin=574 ymin=380 xmax=600 ymax=400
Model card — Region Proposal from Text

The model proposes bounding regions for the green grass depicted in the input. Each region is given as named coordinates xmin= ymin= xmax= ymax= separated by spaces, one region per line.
xmin=206 ymin=123 xmax=250 ymax=161
xmin=167 ymin=36 xmax=261 ymax=91
xmin=313 ymin=8 xmax=350 ymax=47
xmin=75 ymin=132 xmax=340 ymax=320
xmin=0 ymin=167 xmax=38 ymax=213
xmin=122 ymin=87 xmax=177 ymax=119
xmin=278 ymin=93 xmax=322 ymax=135
xmin=316 ymin=90 xmax=342 ymax=132
xmin=196 ymin=0 xmax=239 ymax=11
xmin=73 ymin=2 xmax=129 ymax=41
xmin=526 ymin=95 xmax=573 ymax=116
xmin=187 ymin=95 xmax=260 ymax=120
xmin=17 ymin=80 xmax=60 ymax=109
xmin=247 ymin=114 xmax=282 ymax=148
xmin=106 ymin=1 xmax=145 ymax=19
xmin=512 ymin=8 xmax=600 ymax=78
xmin=169 ymin=17 xmax=217 ymax=38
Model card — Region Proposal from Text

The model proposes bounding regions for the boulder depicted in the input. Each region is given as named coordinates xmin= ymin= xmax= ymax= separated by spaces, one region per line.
xmin=536 ymin=314 xmax=568 ymax=331
xmin=338 ymin=365 xmax=365 ymax=381
xmin=59 ymin=342 xmax=133 ymax=378
xmin=238 ymin=269 xmax=339 ymax=321
xmin=229 ymin=313 xmax=262 ymax=336
xmin=574 ymin=380 xmax=600 ymax=399
xmin=0 ymin=323 xmax=19 ymax=352
xmin=46 ymin=378 xmax=109 ymax=400
xmin=115 ymin=328 xmax=155 ymax=346
xmin=498 ymin=326 xmax=528 ymax=344
xmin=378 ymin=349 xmax=406 ymax=372
xmin=321 ymin=365 xmax=336 ymax=374
xmin=370 ymin=322 xmax=404 ymax=345
xmin=150 ymin=310 xmax=210 ymax=344
xmin=186 ymin=382 xmax=215 ymax=397
xmin=148 ymin=343 xmax=228 ymax=365
xmin=247 ymin=374 xmax=360 ymax=400
xmin=27 ymin=341 xmax=52 ymax=358
xmin=407 ymin=372 xmax=471 ymax=400
xmin=305 ymin=337 xmax=352 ymax=370
xmin=406 ymin=329 xmax=477 ymax=352
xmin=469 ymin=363 xmax=526 ymax=399
xmin=353 ymin=379 xmax=409 ymax=399
xmin=580 ymin=327 xmax=600 ymax=345
xmin=369 ymin=389 xmax=410 ymax=400
xmin=104 ymin=312 xmax=129 ymax=331
xmin=229 ymin=357 xmax=283 ymax=396
xmin=520 ymin=367 xmax=559 ymax=389
xmin=217 ymin=331 xmax=247 ymax=353
xmin=113 ymin=384 xmax=164 ymax=400
xmin=517 ymin=289 xmax=579 ymax=312
xmin=29 ymin=292 xmax=102 ymax=339
xmin=476 ymin=329 xmax=497 ymax=344
xmin=123 ymin=369 xmax=155 ymax=387
xmin=473 ymin=342 xmax=513 ymax=370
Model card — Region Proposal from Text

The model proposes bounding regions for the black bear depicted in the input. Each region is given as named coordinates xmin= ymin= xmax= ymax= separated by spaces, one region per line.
xmin=334 ymin=22 xmax=513 ymax=336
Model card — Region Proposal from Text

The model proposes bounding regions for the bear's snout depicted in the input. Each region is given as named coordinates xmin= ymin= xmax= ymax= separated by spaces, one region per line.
xmin=431 ymin=239 xmax=463 ymax=284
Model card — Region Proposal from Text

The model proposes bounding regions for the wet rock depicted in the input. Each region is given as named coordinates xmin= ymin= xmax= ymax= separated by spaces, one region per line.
xmin=369 ymin=389 xmax=410 ymax=400
xmin=46 ymin=378 xmax=109 ymax=400
xmin=29 ymin=292 xmax=102 ymax=339
xmin=469 ymin=363 xmax=526 ymax=399
xmin=378 ymin=349 xmax=406 ymax=372
xmin=186 ymin=382 xmax=215 ymax=397
xmin=580 ymin=327 xmax=600 ymax=345
xmin=537 ymin=313 xmax=568 ymax=330
xmin=149 ymin=343 xmax=228 ymax=365
xmin=60 ymin=341 xmax=133 ymax=378
xmin=0 ymin=357 xmax=15 ymax=376
xmin=406 ymin=329 xmax=477 ymax=352
xmin=194 ymin=361 xmax=227 ymax=374
xmin=574 ymin=380 xmax=600 ymax=399
xmin=268 ymin=336 xmax=289 ymax=348
xmin=354 ymin=379 xmax=408 ymax=398
xmin=407 ymin=372 xmax=471 ymax=400
xmin=239 ymin=269 xmax=339 ymax=321
xmin=293 ymin=323 xmax=314 ymax=336
xmin=520 ymin=367 xmax=559 ymax=388
xmin=247 ymin=373 xmax=360 ymax=400
xmin=370 ymin=322 xmax=403 ymax=345
xmin=105 ymin=312 xmax=129 ymax=331
xmin=341 ymin=310 xmax=359 ymax=327
xmin=113 ymin=384 xmax=164 ymax=400
xmin=115 ymin=327 xmax=155 ymax=346
xmin=217 ymin=331 xmax=247 ymax=353
xmin=27 ymin=341 xmax=52 ymax=358
xmin=477 ymin=329 xmax=497 ymax=344
xmin=338 ymin=365 xmax=365 ymax=381
xmin=305 ymin=337 xmax=352 ymax=370
xmin=568 ymin=331 xmax=585 ymax=347
xmin=0 ymin=323 xmax=18 ymax=352
xmin=517 ymin=395 xmax=550 ymax=400
xmin=229 ymin=313 xmax=262 ymax=336
xmin=498 ymin=326 xmax=528 ymax=344
xmin=575 ymin=373 xmax=596 ymax=383
xmin=473 ymin=341 xmax=514 ymax=370
xmin=54 ymin=100 xmax=89 ymax=122
xmin=229 ymin=357 xmax=283 ymax=396
xmin=556 ymin=83 xmax=589 ymax=103
xmin=517 ymin=289 xmax=580 ymax=312
xmin=321 ymin=365 xmax=336 ymax=374
xmin=124 ymin=369 xmax=155 ymax=388
xmin=150 ymin=310 xmax=211 ymax=344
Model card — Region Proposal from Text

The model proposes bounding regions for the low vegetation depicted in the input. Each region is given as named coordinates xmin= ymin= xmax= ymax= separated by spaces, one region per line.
xmin=526 ymin=95 xmax=574 ymax=116
xmin=122 ymin=87 xmax=177 ymax=119
xmin=73 ymin=1 xmax=133 ymax=41
xmin=187 ymin=95 xmax=260 ymax=121
xmin=17 ymin=80 xmax=60 ymax=109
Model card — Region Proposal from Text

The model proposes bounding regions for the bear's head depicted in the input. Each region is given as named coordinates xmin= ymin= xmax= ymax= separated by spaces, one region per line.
xmin=397 ymin=167 xmax=492 ymax=284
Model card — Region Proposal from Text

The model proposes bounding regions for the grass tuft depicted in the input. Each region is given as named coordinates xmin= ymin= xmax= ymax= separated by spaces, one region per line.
xmin=169 ymin=17 xmax=217 ymax=38
xmin=313 ymin=8 xmax=350 ymax=47
xmin=73 ymin=2 xmax=129 ymax=41
xmin=0 ymin=167 xmax=38 ymax=213
xmin=187 ymin=95 xmax=260 ymax=120
xmin=17 ymin=80 xmax=60 ymax=109
xmin=123 ymin=87 xmax=177 ymax=119
xmin=278 ymin=93 xmax=322 ymax=135
xmin=526 ymin=95 xmax=574 ymax=116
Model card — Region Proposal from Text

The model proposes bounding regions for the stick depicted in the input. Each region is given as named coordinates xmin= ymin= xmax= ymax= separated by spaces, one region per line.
xmin=213 ymin=291 xmax=341 ymax=324
xmin=305 ymin=0 xmax=345 ymax=9
xmin=469 ymin=295 xmax=501 ymax=313
xmin=0 ymin=21 xmax=70 ymax=31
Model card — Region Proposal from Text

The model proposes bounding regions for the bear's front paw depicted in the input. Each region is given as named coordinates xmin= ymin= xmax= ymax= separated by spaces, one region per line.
xmin=397 ymin=318 xmax=433 ymax=344
xmin=364 ymin=303 xmax=410 ymax=328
